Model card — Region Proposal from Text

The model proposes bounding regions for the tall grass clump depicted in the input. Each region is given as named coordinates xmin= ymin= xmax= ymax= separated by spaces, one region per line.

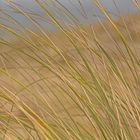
xmin=0 ymin=0 xmax=140 ymax=139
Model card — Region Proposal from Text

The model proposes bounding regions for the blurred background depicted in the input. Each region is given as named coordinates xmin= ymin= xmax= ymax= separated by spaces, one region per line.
xmin=0 ymin=0 xmax=139 ymax=39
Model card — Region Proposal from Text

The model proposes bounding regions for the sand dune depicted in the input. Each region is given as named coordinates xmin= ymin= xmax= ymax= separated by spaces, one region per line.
xmin=0 ymin=12 xmax=140 ymax=139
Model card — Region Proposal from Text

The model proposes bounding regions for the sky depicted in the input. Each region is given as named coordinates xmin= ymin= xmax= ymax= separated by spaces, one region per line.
xmin=0 ymin=0 xmax=139 ymax=32
xmin=0 ymin=0 xmax=138 ymax=16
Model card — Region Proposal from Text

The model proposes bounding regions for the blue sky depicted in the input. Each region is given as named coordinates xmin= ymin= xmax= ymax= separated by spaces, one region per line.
xmin=0 ymin=0 xmax=138 ymax=14
xmin=0 ymin=0 xmax=138 ymax=32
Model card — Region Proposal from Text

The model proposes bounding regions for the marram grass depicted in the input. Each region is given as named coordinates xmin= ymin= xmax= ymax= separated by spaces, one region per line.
xmin=0 ymin=0 xmax=140 ymax=139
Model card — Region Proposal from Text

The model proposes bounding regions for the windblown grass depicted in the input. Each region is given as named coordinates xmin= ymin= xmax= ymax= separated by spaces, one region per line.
xmin=0 ymin=0 xmax=140 ymax=139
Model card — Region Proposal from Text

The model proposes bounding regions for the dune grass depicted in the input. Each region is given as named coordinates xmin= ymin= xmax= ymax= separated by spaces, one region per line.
xmin=0 ymin=0 xmax=140 ymax=139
